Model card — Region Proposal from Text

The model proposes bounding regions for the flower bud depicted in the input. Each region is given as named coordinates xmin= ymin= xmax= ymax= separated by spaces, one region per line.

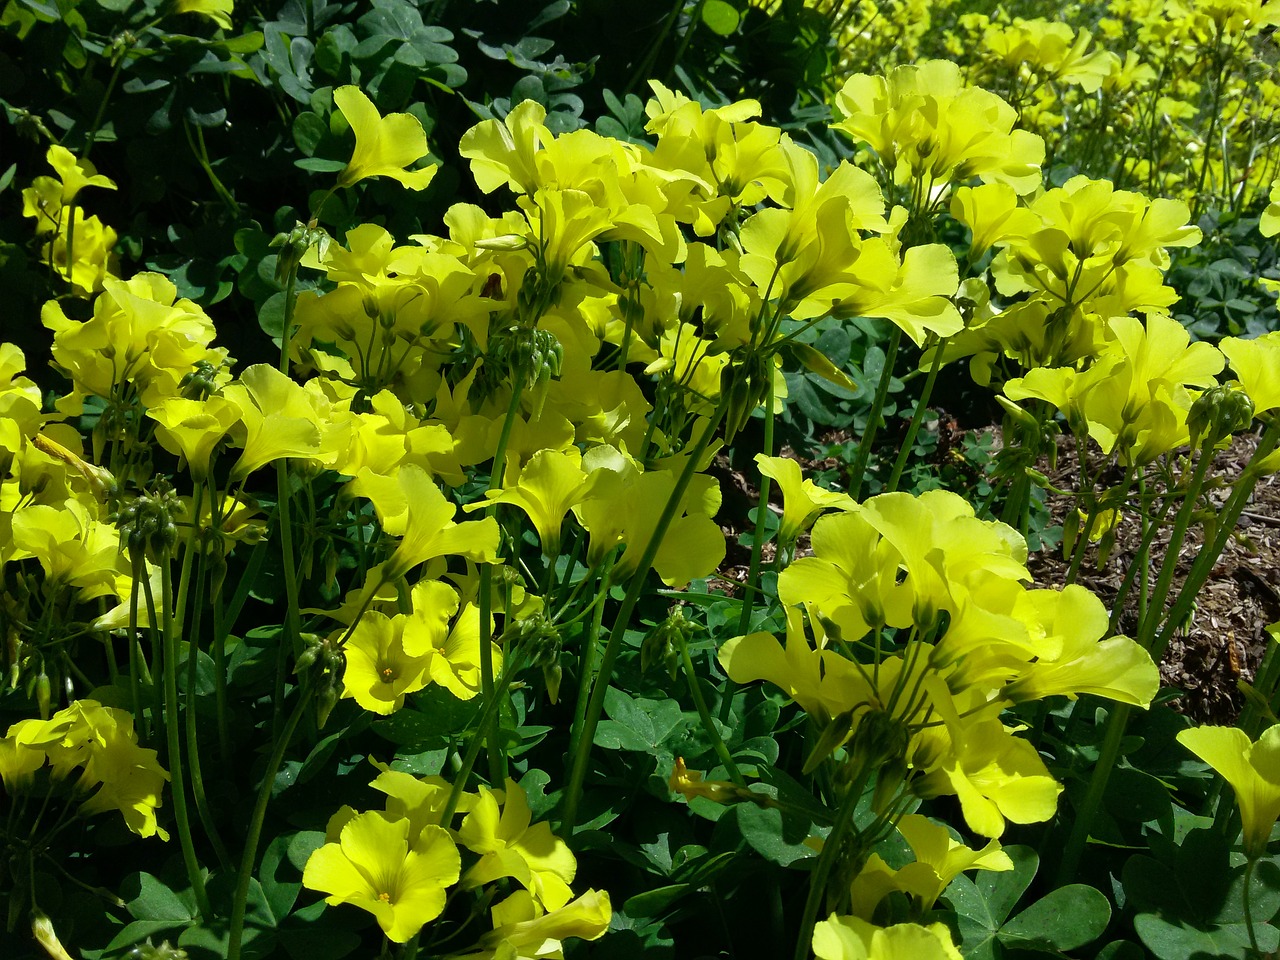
xmin=31 ymin=911 xmax=75 ymax=960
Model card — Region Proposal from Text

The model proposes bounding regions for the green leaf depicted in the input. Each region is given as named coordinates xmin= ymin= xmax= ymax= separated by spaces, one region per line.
xmin=624 ymin=883 xmax=691 ymax=918
xmin=260 ymin=833 xmax=304 ymax=923
xmin=1096 ymin=943 xmax=1147 ymax=960
xmin=701 ymin=0 xmax=740 ymax=36
xmin=292 ymin=112 xmax=328 ymax=156
xmin=258 ymin=290 xmax=287 ymax=339
xmin=999 ymin=884 xmax=1110 ymax=951
xmin=734 ymin=802 xmax=816 ymax=867
xmin=1133 ymin=914 xmax=1264 ymax=960
xmin=945 ymin=845 xmax=1039 ymax=959
xmin=594 ymin=688 xmax=687 ymax=752
xmin=122 ymin=872 xmax=198 ymax=923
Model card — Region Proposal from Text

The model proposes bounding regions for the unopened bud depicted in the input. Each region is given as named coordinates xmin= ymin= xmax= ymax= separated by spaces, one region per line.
xmin=31 ymin=910 xmax=74 ymax=960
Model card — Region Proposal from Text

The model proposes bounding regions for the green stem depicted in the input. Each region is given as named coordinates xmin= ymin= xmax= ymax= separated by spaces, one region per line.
xmin=678 ymin=636 xmax=745 ymax=787
xmin=477 ymin=374 xmax=529 ymax=787
xmin=568 ymin=554 xmax=616 ymax=762
xmin=272 ymin=460 xmax=304 ymax=740
xmin=278 ymin=260 xmax=300 ymax=373
xmin=848 ymin=325 xmax=902 ymax=501
xmin=144 ymin=557 xmax=212 ymax=917
xmin=1244 ymin=856 xmax=1260 ymax=955
xmin=1055 ymin=701 xmax=1131 ymax=885
xmin=1149 ymin=420 xmax=1280 ymax=662
xmin=735 ymin=375 xmax=775 ymax=635
xmin=1135 ymin=440 xmax=1218 ymax=654
xmin=793 ymin=767 xmax=872 ymax=960
xmin=127 ymin=557 xmax=147 ymax=739
xmin=226 ymin=684 xmax=314 ymax=960
xmin=562 ymin=399 xmax=729 ymax=834
xmin=885 ymin=335 xmax=946 ymax=493
xmin=183 ymin=121 xmax=238 ymax=213
xmin=440 ymin=649 xmax=528 ymax=826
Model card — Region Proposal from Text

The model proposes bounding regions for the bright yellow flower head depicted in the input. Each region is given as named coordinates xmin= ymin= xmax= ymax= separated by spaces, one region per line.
xmin=1178 ymin=724 xmax=1280 ymax=859
xmin=147 ymin=395 xmax=241 ymax=480
xmin=754 ymin=454 xmax=854 ymax=547
xmin=813 ymin=914 xmax=962 ymax=960
xmin=45 ymin=144 xmax=117 ymax=203
xmin=1220 ymin=332 xmax=1280 ymax=414
xmin=334 ymin=86 xmax=437 ymax=191
xmin=42 ymin=272 xmax=223 ymax=405
xmin=457 ymin=778 xmax=578 ymax=910
xmin=340 ymin=610 xmax=434 ymax=715
xmin=303 ymin=812 xmax=460 ymax=942
xmin=462 ymin=888 xmax=612 ymax=959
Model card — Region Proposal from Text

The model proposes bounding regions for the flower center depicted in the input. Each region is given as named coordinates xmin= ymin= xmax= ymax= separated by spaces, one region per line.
xmin=380 ymin=665 xmax=397 ymax=683
xmin=378 ymin=891 xmax=392 ymax=902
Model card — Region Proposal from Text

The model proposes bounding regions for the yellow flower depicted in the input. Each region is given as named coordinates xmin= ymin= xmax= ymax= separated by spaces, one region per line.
xmin=754 ymin=454 xmax=854 ymax=547
xmin=147 ymin=395 xmax=241 ymax=480
xmin=1261 ymin=180 xmax=1280 ymax=238
xmin=334 ymin=86 xmax=437 ymax=191
xmin=461 ymin=889 xmax=612 ymax=959
xmin=42 ymin=272 xmax=222 ymax=405
xmin=45 ymin=144 xmax=117 ymax=203
xmin=813 ymin=915 xmax=962 ymax=960
xmin=8 ymin=701 xmax=171 ymax=839
xmin=457 ymin=779 xmax=577 ymax=910
xmin=340 ymin=611 xmax=433 ymax=715
xmin=1221 ymin=332 xmax=1280 ymax=414
xmin=1178 ymin=724 xmax=1280 ymax=859
xmin=889 ymin=814 xmax=1013 ymax=913
xmin=303 ymin=811 xmax=460 ymax=942
xmin=221 ymin=364 xmax=325 ymax=479
xmin=349 ymin=464 xmax=500 ymax=583
xmin=473 ymin=447 xmax=596 ymax=555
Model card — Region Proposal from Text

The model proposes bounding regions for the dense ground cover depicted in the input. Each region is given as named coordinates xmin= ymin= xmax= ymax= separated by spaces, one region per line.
xmin=2 ymin=1 xmax=1280 ymax=959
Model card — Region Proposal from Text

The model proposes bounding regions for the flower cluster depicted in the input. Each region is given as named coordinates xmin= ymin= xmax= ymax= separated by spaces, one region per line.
xmin=21 ymin=144 xmax=120 ymax=296
xmin=721 ymin=484 xmax=1159 ymax=839
xmin=0 ymin=699 xmax=169 ymax=839
xmin=303 ymin=768 xmax=610 ymax=952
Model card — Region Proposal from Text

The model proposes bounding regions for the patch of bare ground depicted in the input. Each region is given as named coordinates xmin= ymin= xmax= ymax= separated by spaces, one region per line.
xmin=1027 ymin=430 xmax=1280 ymax=725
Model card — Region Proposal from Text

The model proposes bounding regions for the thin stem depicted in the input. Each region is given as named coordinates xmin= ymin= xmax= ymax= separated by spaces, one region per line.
xmin=885 ymin=336 xmax=946 ymax=493
xmin=1244 ymin=857 xmax=1260 ymax=955
xmin=477 ymin=374 xmax=529 ymax=786
xmin=440 ymin=649 xmax=528 ymax=825
xmin=793 ymin=767 xmax=872 ymax=960
xmin=568 ymin=554 xmax=616 ymax=761
xmin=226 ymin=683 xmax=315 ymax=960
xmin=677 ymin=635 xmax=745 ymax=786
xmin=1055 ymin=701 xmax=1130 ymax=885
xmin=272 ymin=460 xmax=304 ymax=740
xmin=1135 ymin=440 xmax=1218 ymax=653
xmin=735 ymin=375 xmax=776 ymax=634
xmin=186 ymin=540 xmax=233 ymax=873
xmin=145 ymin=556 xmax=212 ymax=917
xmin=562 ymin=400 xmax=728 ymax=834
xmin=1150 ymin=420 xmax=1280 ymax=662
xmin=848 ymin=325 xmax=902 ymax=501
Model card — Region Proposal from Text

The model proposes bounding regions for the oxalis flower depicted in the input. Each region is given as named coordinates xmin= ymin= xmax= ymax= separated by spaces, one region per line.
xmin=1178 ymin=724 xmax=1280 ymax=860
xmin=333 ymin=86 xmax=437 ymax=191
xmin=303 ymin=811 xmax=460 ymax=942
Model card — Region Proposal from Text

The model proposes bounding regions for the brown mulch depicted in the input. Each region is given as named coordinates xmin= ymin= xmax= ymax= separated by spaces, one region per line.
xmin=709 ymin=427 xmax=1280 ymax=726
xmin=1028 ymin=430 xmax=1280 ymax=725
